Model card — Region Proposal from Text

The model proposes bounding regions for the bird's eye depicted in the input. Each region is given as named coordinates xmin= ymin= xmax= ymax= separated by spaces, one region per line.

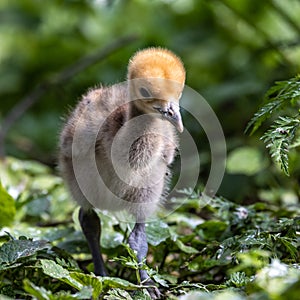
xmin=139 ymin=87 xmax=151 ymax=98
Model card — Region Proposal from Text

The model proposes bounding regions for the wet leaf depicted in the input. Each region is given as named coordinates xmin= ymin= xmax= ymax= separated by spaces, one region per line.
xmin=0 ymin=238 xmax=49 ymax=268
xmin=145 ymin=220 xmax=171 ymax=246
xmin=40 ymin=259 xmax=82 ymax=290
xmin=70 ymin=272 xmax=103 ymax=299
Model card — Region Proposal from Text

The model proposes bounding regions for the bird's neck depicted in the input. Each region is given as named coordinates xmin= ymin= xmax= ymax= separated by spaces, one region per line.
xmin=128 ymin=101 xmax=159 ymax=131
xmin=129 ymin=101 xmax=145 ymax=117
xmin=128 ymin=100 xmax=170 ymax=133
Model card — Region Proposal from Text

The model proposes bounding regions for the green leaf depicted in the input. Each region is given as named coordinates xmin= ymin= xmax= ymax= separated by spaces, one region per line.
xmin=188 ymin=255 xmax=229 ymax=272
xmin=278 ymin=237 xmax=298 ymax=261
xmin=70 ymin=272 xmax=103 ymax=299
xmin=101 ymin=277 xmax=140 ymax=290
xmin=0 ymin=182 xmax=16 ymax=228
xmin=99 ymin=213 xmax=124 ymax=249
xmin=197 ymin=220 xmax=228 ymax=241
xmin=225 ymin=272 xmax=250 ymax=288
xmin=26 ymin=196 xmax=50 ymax=217
xmin=179 ymin=290 xmax=246 ymax=300
xmin=112 ymin=243 xmax=140 ymax=270
xmin=104 ymin=288 xmax=133 ymax=300
xmin=152 ymin=275 xmax=168 ymax=287
xmin=40 ymin=259 xmax=82 ymax=290
xmin=23 ymin=279 xmax=93 ymax=300
xmin=226 ymin=147 xmax=267 ymax=175
xmin=23 ymin=279 xmax=50 ymax=300
xmin=175 ymin=239 xmax=199 ymax=254
xmin=145 ymin=220 xmax=170 ymax=246
xmin=0 ymin=238 xmax=49 ymax=267
xmin=255 ymin=259 xmax=300 ymax=297
xmin=7 ymin=157 xmax=51 ymax=176
xmin=31 ymin=175 xmax=62 ymax=191
xmin=232 ymin=250 xmax=270 ymax=274
xmin=169 ymin=281 xmax=209 ymax=294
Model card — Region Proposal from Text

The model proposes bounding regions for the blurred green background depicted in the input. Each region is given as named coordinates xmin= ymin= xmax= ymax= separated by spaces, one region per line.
xmin=1 ymin=0 xmax=300 ymax=202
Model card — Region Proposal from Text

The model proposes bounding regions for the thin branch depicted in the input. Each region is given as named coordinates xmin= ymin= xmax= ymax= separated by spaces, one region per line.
xmin=0 ymin=34 xmax=138 ymax=157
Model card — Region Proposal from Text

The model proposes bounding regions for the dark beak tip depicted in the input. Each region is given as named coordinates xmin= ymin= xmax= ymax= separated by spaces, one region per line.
xmin=169 ymin=114 xmax=184 ymax=133
xmin=153 ymin=105 xmax=183 ymax=132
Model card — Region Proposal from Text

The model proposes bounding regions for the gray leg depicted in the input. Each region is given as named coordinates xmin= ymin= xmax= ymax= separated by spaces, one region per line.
xmin=79 ymin=207 xmax=107 ymax=276
xmin=128 ymin=223 xmax=149 ymax=281
xmin=128 ymin=223 xmax=161 ymax=298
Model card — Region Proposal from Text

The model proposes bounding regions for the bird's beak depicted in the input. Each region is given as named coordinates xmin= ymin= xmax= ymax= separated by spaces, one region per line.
xmin=154 ymin=102 xmax=184 ymax=133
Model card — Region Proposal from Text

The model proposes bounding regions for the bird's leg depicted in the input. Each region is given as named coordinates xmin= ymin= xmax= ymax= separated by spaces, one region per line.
xmin=128 ymin=223 xmax=148 ymax=282
xmin=79 ymin=207 xmax=107 ymax=276
xmin=128 ymin=222 xmax=161 ymax=298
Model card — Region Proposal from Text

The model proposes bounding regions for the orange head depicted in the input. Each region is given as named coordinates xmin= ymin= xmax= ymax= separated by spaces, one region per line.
xmin=127 ymin=47 xmax=186 ymax=132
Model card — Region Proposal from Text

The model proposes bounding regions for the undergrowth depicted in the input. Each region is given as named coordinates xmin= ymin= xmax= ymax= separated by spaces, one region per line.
xmin=0 ymin=157 xmax=299 ymax=299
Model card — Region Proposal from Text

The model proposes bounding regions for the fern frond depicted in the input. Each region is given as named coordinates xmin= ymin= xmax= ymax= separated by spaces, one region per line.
xmin=246 ymin=99 xmax=286 ymax=134
xmin=261 ymin=116 xmax=300 ymax=176
xmin=246 ymin=75 xmax=300 ymax=135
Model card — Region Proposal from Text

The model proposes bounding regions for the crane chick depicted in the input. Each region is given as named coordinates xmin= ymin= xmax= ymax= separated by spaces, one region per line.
xmin=59 ymin=47 xmax=185 ymax=298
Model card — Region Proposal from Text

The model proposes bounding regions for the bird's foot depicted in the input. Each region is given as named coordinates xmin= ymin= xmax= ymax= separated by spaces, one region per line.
xmin=142 ymin=278 xmax=161 ymax=299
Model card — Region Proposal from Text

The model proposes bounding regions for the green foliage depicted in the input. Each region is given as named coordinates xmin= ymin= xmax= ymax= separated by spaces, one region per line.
xmin=225 ymin=271 xmax=250 ymax=288
xmin=247 ymin=75 xmax=300 ymax=175
xmin=0 ymin=157 xmax=299 ymax=299
xmin=23 ymin=279 xmax=93 ymax=300
xmin=0 ymin=182 xmax=16 ymax=228
xmin=0 ymin=238 xmax=49 ymax=268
